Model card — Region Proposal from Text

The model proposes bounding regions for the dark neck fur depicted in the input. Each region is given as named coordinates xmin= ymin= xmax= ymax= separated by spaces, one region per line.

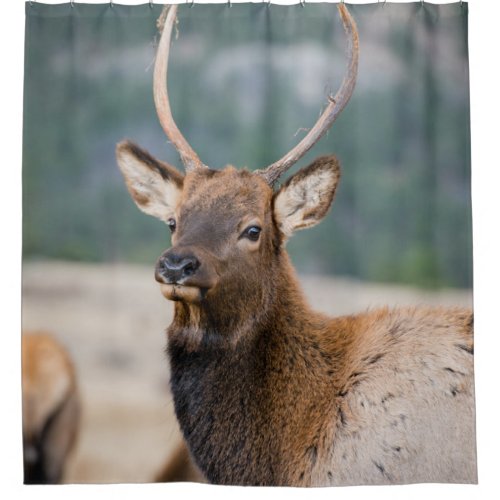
xmin=167 ymin=252 xmax=337 ymax=485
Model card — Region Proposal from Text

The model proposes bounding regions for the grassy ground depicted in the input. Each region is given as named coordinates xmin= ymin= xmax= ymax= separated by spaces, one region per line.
xmin=21 ymin=260 xmax=472 ymax=484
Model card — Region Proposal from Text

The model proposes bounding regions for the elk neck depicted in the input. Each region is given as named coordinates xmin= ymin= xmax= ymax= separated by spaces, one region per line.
xmin=166 ymin=248 xmax=344 ymax=485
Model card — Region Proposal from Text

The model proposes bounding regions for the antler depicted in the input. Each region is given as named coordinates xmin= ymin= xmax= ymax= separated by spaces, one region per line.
xmin=255 ymin=4 xmax=359 ymax=185
xmin=154 ymin=5 xmax=208 ymax=172
xmin=153 ymin=4 xmax=358 ymax=179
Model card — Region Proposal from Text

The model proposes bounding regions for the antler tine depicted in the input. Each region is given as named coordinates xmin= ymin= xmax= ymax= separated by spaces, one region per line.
xmin=154 ymin=5 xmax=208 ymax=172
xmin=256 ymin=4 xmax=359 ymax=186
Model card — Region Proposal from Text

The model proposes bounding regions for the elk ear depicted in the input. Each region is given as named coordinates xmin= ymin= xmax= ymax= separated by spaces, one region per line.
xmin=273 ymin=156 xmax=340 ymax=238
xmin=116 ymin=140 xmax=184 ymax=222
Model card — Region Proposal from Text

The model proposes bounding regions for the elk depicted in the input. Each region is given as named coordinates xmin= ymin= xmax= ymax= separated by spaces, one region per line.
xmin=116 ymin=4 xmax=476 ymax=486
xmin=22 ymin=332 xmax=80 ymax=484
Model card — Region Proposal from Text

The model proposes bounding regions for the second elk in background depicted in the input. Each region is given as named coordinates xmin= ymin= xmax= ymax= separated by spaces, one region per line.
xmin=22 ymin=332 xmax=81 ymax=484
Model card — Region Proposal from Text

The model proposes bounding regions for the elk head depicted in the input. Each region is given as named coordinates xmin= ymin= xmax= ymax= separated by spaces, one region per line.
xmin=116 ymin=5 xmax=358 ymax=342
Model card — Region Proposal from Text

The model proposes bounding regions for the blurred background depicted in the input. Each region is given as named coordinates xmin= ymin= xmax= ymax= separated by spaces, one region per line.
xmin=22 ymin=2 xmax=472 ymax=484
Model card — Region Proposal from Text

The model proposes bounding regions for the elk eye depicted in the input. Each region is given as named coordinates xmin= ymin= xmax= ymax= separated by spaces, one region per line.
xmin=167 ymin=218 xmax=176 ymax=233
xmin=243 ymin=225 xmax=261 ymax=242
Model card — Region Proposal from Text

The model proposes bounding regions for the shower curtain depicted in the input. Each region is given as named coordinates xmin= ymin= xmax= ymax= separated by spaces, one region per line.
xmin=22 ymin=1 xmax=475 ymax=486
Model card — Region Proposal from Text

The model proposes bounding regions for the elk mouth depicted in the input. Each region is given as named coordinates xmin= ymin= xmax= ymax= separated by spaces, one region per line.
xmin=155 ymin=253 xmax=219 ymax=303
xmin=159 ymin=283 xmax=206 ymax=303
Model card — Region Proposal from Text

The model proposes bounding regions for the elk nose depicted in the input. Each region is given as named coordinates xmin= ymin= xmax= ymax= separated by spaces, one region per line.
xmin=156 ymin=252 xmax=200 ymax=284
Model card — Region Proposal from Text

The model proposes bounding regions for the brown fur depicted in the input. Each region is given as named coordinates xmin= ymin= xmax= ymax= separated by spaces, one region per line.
xmin=22 ymin=332 xmax=80 ymax=484
xmin=116 ymin=142 xmax=476 ymax=486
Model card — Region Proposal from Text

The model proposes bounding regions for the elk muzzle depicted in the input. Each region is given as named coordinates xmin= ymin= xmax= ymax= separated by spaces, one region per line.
xmin=155 ymin=247 xmax=219 ymax=303
xmin=157 ymin=252 xmax=200 ymax=283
